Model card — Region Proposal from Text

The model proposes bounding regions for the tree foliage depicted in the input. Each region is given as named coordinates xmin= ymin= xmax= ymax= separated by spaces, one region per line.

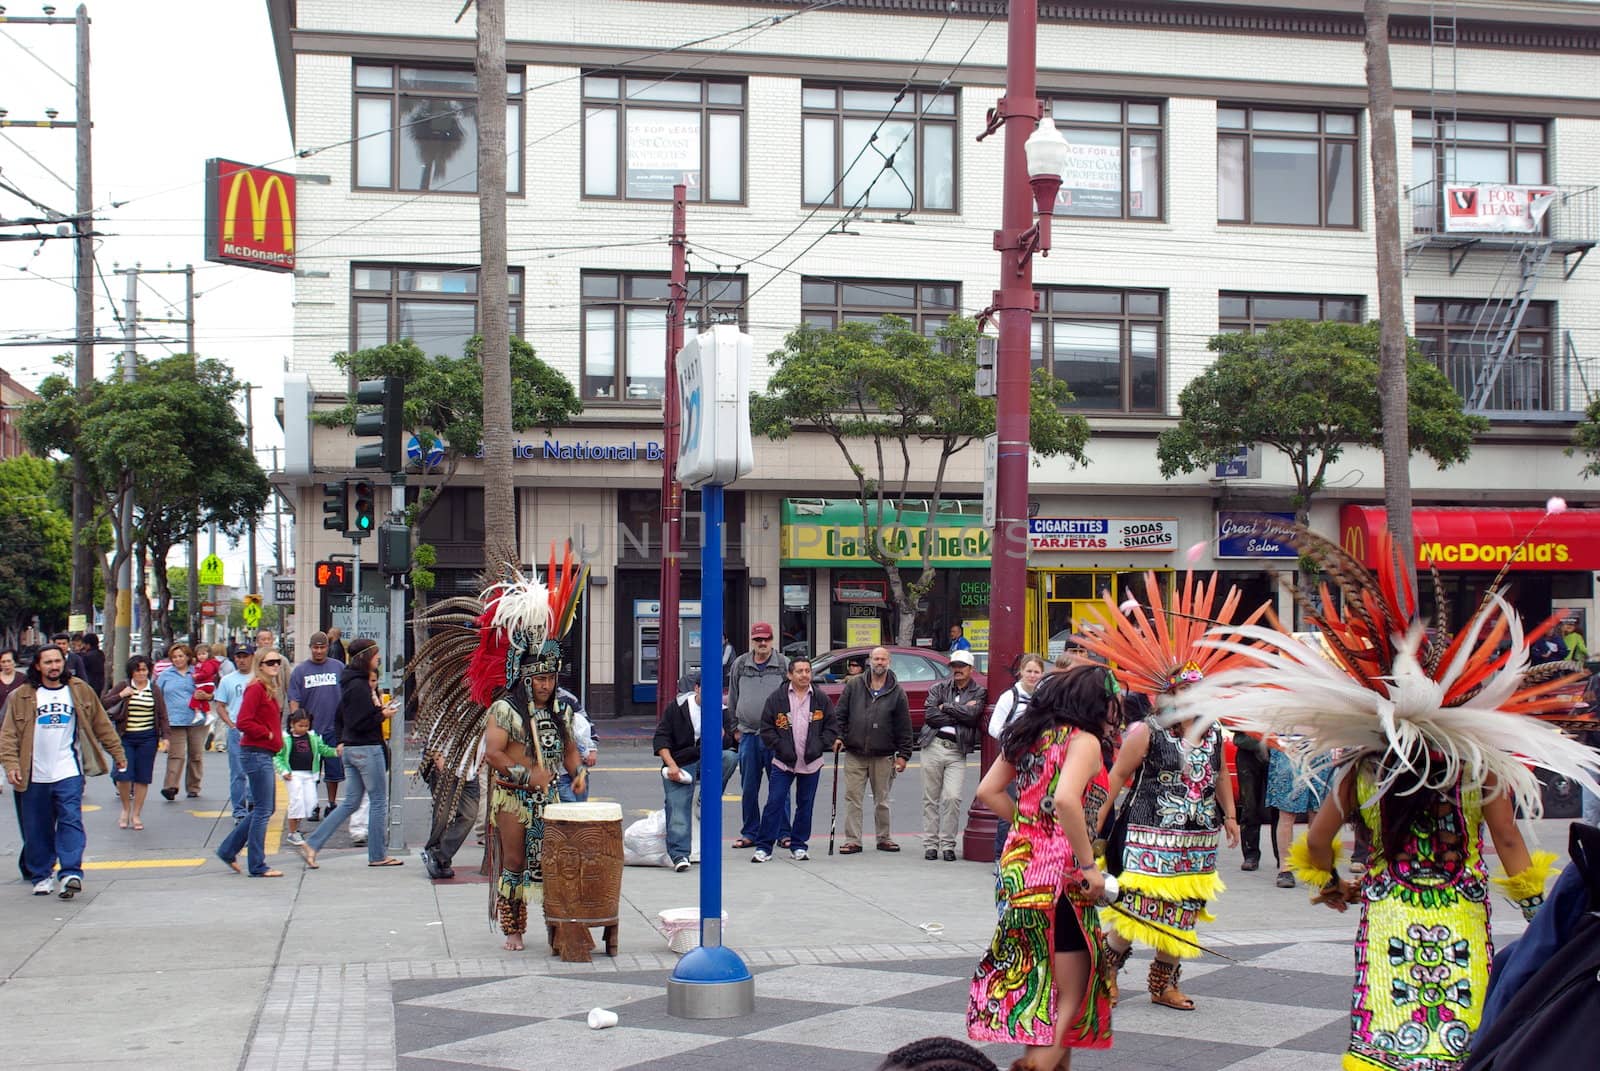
xmin=19 ymin=355 xmax=270 ymax=656
xmin=1569 ymin=398 xmax=1600 ymax=477
xmin=751 ymin=315 xmax=1090 ymax=644
xmin=317 ymin=336 xmax=582 ymax=643
xmin=0 ymin=456 xmax=73 ymax=644
xmin=1158 ymin=320 xmax=1485 ymax=602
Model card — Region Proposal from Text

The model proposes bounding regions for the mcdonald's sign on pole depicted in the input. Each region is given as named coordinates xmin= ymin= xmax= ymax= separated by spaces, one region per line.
xmin=204 ymin=159 xmax=296 ymax=273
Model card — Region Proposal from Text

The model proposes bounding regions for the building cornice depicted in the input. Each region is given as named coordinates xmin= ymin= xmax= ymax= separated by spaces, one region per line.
xmin=287 ymin=29 xmax=1600 ymax=120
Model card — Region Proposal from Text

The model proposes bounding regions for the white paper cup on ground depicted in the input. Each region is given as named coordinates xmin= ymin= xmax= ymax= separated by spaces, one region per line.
xmin=587 ymin=1007 xmax=619 ymax=1030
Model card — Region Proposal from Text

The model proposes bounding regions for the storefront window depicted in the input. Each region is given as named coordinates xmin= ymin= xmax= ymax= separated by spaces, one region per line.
xmin=779 ymin=569 xmax=813 ymax=658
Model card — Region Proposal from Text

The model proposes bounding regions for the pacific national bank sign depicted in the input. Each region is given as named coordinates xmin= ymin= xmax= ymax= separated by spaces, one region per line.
xmin=203 ymin=158 xmax=295 ymax=273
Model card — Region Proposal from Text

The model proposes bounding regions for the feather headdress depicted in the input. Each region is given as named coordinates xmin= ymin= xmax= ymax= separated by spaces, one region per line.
xmin=409 ymin=541 xmax=591 ymax=785
xmin=1069 ymin=570 xmax=1270 ymax=696
xmin=1174 ymin=523 xmax=1600 ymax=817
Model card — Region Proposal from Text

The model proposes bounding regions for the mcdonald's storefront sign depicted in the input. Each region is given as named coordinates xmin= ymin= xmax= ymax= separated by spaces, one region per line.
xmin=204 ymin=158 xmax=295 ymax=273
xmin=1340 ymin=504 xmax=1600 ymax=572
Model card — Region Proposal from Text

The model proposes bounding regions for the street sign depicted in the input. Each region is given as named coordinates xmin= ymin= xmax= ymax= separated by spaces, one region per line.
xmin=242 ymin=593 xmax=263 ymax=629
xmin=675 ymin=324 xmax=754 ymax=489
xmin=981 ymin=434 xmax=998 ymax=527
xmin=200 ymin=601 xmax=217 ymax=619
xmin=198 ymin=554 xmax=226 ymax=585
xmin=272 ymin=577 xmax=296 ymax=605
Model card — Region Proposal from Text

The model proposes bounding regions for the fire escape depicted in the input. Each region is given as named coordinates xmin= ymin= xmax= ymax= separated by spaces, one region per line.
xmin=1403 ymin=2 xmax=1597 ymax=420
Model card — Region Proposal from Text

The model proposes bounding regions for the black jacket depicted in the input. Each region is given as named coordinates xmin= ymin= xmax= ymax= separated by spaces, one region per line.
xmin=837 ymin=671 xmax=912 ymax=759
xmin=919 ymin=675 xmax=987 ymax=755
xmin=759 ymin=685 xmax=839 ymax=769
xmin=653 ymin=695 xmax=736 ymax=768
xmin=335 ymin=664 xmax=385 ymax=746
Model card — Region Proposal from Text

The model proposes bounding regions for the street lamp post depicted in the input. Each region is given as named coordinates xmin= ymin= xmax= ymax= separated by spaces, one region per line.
xmin=962 ymin=0 xmax=1066 ymax=861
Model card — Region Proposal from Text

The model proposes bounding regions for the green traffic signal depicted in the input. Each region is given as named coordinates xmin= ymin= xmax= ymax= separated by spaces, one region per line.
xmin=352 ymin=480 xmax=376 ymax=533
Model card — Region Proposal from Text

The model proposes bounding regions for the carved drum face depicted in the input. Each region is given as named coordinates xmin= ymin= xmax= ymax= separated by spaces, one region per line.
xmin=542 ymin=806 xmax=624 ymax=921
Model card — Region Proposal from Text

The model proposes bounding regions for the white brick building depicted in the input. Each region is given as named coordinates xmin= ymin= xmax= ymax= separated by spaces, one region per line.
xmin=267 ymin=0 xmax=1600 ymax=713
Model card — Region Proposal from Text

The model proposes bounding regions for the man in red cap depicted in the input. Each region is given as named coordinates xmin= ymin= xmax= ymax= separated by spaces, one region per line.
xmin=727 ymin=622 xmax=790 ymax=849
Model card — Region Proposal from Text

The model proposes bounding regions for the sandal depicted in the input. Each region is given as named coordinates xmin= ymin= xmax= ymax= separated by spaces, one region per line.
xmin=256 ymin=869 xmax=285 ymax=878
xmin=1148 ymin=960 xmax=1196 ymax=1011
xmin=216 ymin=854 xmax=242 ymax=875
xmin=838 ymin=844 xmax=863 ymax=855
xmin=778 ymin=837 xmax=792 ymax=849
xmin=368 ymin=858 xmax=405 ymax=867
xmin=296 ymin=843 xmax=319 ymax=869
xmin=731 ymin=837 xmax=755 ymax=849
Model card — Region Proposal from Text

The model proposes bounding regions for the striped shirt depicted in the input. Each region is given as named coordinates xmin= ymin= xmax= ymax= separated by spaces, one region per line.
xmin=124 ymin=685 xmax=157 ymax=733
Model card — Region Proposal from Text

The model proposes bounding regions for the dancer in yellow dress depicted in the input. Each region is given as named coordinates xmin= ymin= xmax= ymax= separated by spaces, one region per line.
xmin=1178 ymin=525 xmax=1599 ymax=1071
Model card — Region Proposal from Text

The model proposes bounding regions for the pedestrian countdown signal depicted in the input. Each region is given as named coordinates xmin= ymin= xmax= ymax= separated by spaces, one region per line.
xmin=314 ymin=560 xmax=352 ymax=593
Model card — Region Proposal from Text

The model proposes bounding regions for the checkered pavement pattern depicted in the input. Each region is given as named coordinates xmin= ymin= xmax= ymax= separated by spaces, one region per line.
xmin=377 ymin=941 xmax=1356 ymax=1071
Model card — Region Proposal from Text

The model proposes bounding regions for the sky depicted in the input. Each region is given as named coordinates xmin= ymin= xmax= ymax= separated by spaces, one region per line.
xmin=0 ymin=0 xmax=294 ymax=586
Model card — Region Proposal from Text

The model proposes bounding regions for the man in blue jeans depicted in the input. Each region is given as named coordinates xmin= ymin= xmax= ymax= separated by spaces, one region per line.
xmin=752 ymin=656 xmax=838 ymax=863
xmin=211 ymin=647 xmax=256 ymax=825
xmin=654 ymin=673 xmax=738 ymax=871
xmin=727 ymin=623 xmax=790 ymax=848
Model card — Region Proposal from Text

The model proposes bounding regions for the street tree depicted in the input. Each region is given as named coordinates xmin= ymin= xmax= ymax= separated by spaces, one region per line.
xmin=318 ymin=337 xmax=582 ymax=644
xmin=19 ymin=355 xmax=269 ymax=670
xmin=1156 ymin=319 xmax=1485 ymax=595
xmin=1567 ymin=400 xmax=1600 ymax=477
xmin=0 ymin=456 xmax=73 ymax=647
xmin=751 ymin=315 xmax=1090 ymax=646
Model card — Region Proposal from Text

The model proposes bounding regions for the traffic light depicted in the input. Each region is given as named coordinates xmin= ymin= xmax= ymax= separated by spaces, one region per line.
xmin=354 ymin=376 xmax=405 ymax=472
xmin=351 ymin=480 xmax=376 ymax=534
xmin=378 ymin=520 xmax=411 ymax=575
xmin=320 ymin=482 xmax=348 ymax=532
xmin=313 ymin=560 xmax=352 ymax=593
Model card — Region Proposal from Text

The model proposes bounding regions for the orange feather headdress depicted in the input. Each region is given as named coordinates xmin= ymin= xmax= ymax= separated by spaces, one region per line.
xmin=1070 ymin=570 xmax=1270 ymax=697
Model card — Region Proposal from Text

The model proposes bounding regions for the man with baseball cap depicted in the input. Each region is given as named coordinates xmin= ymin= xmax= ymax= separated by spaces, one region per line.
xmin=918 ymin=648 xmax=985 ymax=861
xmin=727 ymin=622 xmax=790 ymax=849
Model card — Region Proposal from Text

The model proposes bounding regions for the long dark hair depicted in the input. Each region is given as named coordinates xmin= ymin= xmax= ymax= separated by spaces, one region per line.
xmin=1000 ymin=664 xmax=1119 ymax=768
xmin=1371 ymin=742 xmax=1454 ymax=861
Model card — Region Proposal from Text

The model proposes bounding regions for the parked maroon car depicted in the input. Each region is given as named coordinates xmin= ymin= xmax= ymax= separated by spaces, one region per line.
xmin=809 ymin=646 xmax=987 ymax=733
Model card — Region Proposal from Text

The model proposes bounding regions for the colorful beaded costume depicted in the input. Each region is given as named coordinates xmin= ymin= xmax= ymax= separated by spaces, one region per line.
xmin=1176 ymin=519 xmax=1599 ymax=1071
xmin=486 ymin=696 xmax=572 ymax=935
xmin=1110 ymin=721 xmax=1225 ymax=958
xmin=968 ymin=727 xmax=1113 ymax=1049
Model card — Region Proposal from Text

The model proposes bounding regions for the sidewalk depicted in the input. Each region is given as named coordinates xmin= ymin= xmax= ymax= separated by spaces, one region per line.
xmin=0 ymin=751 xmax=1554 ymax=1071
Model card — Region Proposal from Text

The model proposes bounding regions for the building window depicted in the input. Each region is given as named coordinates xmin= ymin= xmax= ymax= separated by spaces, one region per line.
xmin=1411 ymin=114 xmax=1548 ymax=232
xmin=1048 ymin=98 xmax=1162 ymax=220
xmin=1218 ymin=292 xmax=1364 ymax=334
xmin=1414 ymin=298 xmax=1555 ymax=412
xmin=1218 ymin=106 xmax=1358 ymax=227
xmin=581 ymin=272 xmax=746 ymax=402
xmin=800 ymin=279 xmax=959 ymax=335
xmin=1031 ymin=288 xmax=1164 ymax=413
xmin=353 ymin=64 xmax=524 ymax=194
xmin=582 ymin=75 xmax=744 ymax=202
xmin=351 ymin=265 xmax=523 ymax=357
xmin=801 ymin=86 xmax=956 ymax=212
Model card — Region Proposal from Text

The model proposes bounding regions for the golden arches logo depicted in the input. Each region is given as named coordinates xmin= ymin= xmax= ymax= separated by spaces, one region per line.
xmin=1342 ymin=525 xmax=1365 ymax=560
xmin=221 ymin=169 xmax=294 ymax=252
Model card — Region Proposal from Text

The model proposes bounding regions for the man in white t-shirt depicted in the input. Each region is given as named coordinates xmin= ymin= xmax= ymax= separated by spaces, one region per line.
xmin=0 ymin=646 xmax=125 ymax=898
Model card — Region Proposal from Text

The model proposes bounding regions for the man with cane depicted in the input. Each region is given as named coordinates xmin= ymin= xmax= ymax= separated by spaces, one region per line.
xmin=832 ymin=646 xmax=912 ymax=855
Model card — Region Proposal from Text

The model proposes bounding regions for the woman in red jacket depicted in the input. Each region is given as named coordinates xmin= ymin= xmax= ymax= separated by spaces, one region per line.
xmin=216 ymin=651 xmax=287 ymax=877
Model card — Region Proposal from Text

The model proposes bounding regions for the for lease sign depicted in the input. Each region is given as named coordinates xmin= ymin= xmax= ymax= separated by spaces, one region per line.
xmin=1029 ymin=517 xmax=1178 ymax=552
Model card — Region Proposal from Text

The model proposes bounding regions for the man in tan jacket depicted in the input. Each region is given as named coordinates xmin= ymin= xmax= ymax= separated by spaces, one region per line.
xmin=0 ymin=645 xmax=125 ymax=898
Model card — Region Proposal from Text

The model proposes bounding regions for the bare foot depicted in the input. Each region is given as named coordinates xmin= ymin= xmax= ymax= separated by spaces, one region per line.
xmin=297 ymin=843 xmax=318 ymax=869
xmin=503 ymin=934 xmax=525 ymax=951
xmin=217 ymin=855 xmax=242 ymax=874
xmin=131 ymin=817 xmax=144 ymax=830
xmin=118 ymin=811 xmax=129 ymax=829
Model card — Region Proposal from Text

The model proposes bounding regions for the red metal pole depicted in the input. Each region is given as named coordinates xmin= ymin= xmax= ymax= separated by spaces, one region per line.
xmin=962 ymin=0 xmax=1038 ymax=861
xmin=657 ymin=184 xmax=687 ymax=720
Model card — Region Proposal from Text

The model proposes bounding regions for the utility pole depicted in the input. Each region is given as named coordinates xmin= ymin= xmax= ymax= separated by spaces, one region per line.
xmin=111 ymin=265 xmax=137 ymax=683
xmin=965 ymin=0 xmax=1042 ymax=861
xmin=657 ymin=184 xmax=687 ymax=718
xmin=243 ymin=384 xmax=259 ymax=595
xmin=186 ymin=267 xmax=201 ymax=640
xmin=1365 ymin=0 xmax=1418 ymax=594
xmin=271 ymin=445 xmax=285 ymax=577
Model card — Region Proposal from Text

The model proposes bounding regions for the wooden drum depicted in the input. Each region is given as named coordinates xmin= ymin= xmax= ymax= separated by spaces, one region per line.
xmin=542 ymin=801 xmax=624 ymax=962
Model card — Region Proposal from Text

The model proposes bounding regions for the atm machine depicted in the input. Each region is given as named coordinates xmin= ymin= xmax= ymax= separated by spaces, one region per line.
xmin=632 ymin=598 xmax=703 ymax=704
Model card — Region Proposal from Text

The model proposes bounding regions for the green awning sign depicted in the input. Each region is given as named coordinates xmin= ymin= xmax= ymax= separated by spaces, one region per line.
xmin=780 ymin=498 xmax=989 ymax=568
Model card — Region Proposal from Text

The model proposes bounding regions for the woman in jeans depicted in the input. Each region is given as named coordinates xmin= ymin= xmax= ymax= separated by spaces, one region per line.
xmin=101 ymin=655 xmax=170 ymax=830
xmin=216 ymin=650 xmax=287 ymax=877
xmin=296 ymin=638 xmax=402 ymax=868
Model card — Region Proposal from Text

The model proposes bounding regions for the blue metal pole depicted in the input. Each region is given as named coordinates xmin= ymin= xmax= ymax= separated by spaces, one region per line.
xmin=699 ymin=482 xmax=724 ymax=935
xmin=666 ymin=480 xmax=755 ymax=1018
